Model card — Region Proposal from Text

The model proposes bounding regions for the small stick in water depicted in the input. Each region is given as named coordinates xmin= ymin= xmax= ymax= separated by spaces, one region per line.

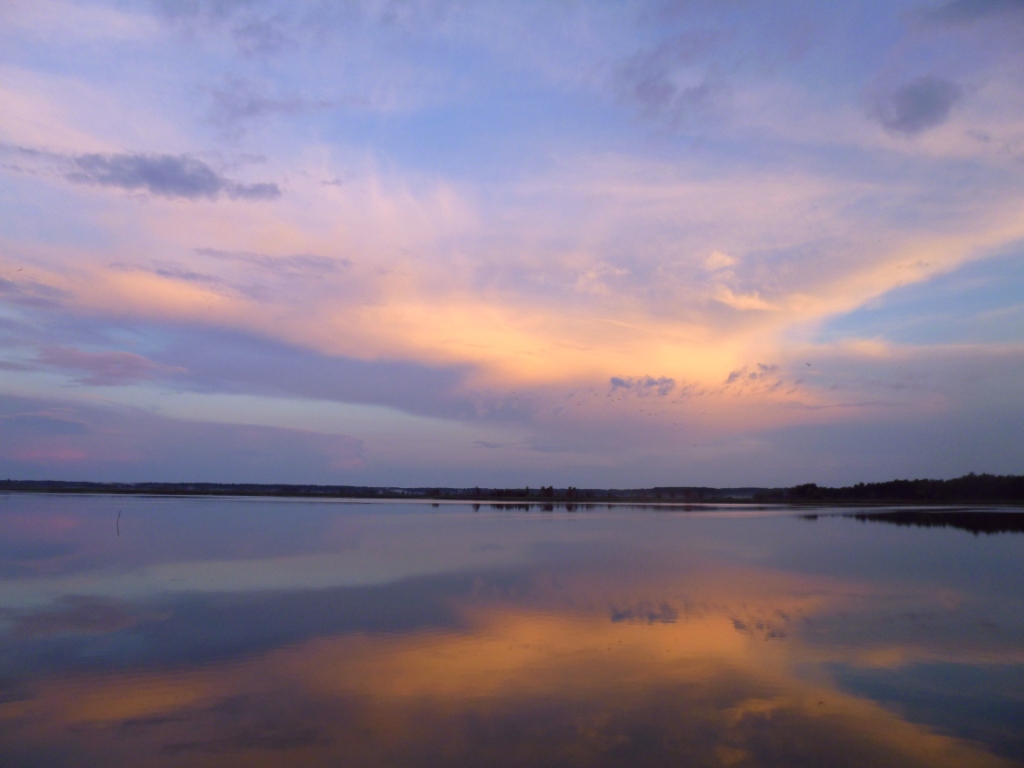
xmin=116 ymin=510 xmax=121 ymax=536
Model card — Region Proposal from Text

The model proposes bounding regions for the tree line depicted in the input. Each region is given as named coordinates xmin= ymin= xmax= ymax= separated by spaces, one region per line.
xmin=759 ymin=473 xmax=1024 ymax=503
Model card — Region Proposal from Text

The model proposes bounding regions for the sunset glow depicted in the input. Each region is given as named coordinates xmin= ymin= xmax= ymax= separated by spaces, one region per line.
xmin=2 ymin=0 xmax=1023 ymax=485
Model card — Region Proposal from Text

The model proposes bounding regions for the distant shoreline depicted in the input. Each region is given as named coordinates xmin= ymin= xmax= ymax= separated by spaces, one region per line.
xmin=2 ymin=473 xmax=1022 ymax=506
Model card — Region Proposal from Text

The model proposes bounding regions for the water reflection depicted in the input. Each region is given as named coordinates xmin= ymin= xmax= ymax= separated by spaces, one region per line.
xmin=846 ymin=509 xmax=1024 ymax=535
xmin=1 ymin=495 xmax=1022 ymax=767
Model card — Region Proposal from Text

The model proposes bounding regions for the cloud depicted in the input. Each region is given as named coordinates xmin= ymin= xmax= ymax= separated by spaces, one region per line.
xmin=721 ymin=363 xmax=785 ymax=395
xmin=0 ymin=393 xmax=367 ymax=482
xmin=137 ymin=266 xmax=222 ymax=285
xmin=610 ymin=376 xmax=676 ymax=397
xmin=3 ymin=0 xmax=1024 ymax=484
xmin=614 ymin=46 xmax=727 ymax=129
xmin=153 ymin=0 xmax=266 ymax=24
xmin=0 ymin=277 xmax=66 ymax=308
xmin=608 ymin=23 xmax=730 ymax=125
xmin=207 ymin=79 xmax=336 ymax=127
xmin=0 ymin=412 xmax=92 ymax=437
xmin=473 ymin=440 xmax=507 ymax=449
xmin=0 ymin=0 xmax=159 ymax=42
xmin=37 ymin=346 xmax=185 ymax=386
xmin=149 ymin=328 xmax=488 ymax=422
xmin=927 ymin=0 xmax=1024 ymax=25
xmin=229 ymin=13 xmax=297 ymax=56
xmin=194 ymin=248 xmax=348 ymax=274
xmin=65 ymin=153 xmax=280 ymax=201
xmin=609 ymin=601 xmax=679 ymax=624
xmin=870 ymin=76 xmax=962 ymax=136
xmin=11 ymin=596 xmax=143 ymax=638
xmin=704 ymin=251 xmax=736 ymax=271
xmin=103 ymin=250 xmax=350 ymax=306
xmin=713 ymin=286 xmax=774 ymax=311
xmin=155 ymin=0 xmax=461 ymax=57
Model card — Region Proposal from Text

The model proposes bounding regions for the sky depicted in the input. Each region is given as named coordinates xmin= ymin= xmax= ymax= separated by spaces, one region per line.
xmin=1 ymin=0 xmax=1023 ymax=487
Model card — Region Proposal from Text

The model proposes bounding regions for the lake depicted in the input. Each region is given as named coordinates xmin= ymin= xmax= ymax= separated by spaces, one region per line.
xmin=1 ymin=494 xmax=1022 ymax=767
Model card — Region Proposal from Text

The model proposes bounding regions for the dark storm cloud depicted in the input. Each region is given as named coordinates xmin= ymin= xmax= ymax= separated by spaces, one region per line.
xmin=66 ymin=153 xmax=280 ymax=201
xmin=928 ymin=0 xmax=1024 ymax=24
xmin=871 ymin=76 xmax=961 ymax=135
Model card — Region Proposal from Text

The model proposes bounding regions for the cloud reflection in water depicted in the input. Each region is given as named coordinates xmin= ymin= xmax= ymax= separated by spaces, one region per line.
xmin=0 ymin=497 xmax=1021 ymax=767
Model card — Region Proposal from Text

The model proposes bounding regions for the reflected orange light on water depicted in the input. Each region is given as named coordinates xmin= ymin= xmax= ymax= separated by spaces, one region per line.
xmin=3 ymin=567 xmax=1018 ymax=768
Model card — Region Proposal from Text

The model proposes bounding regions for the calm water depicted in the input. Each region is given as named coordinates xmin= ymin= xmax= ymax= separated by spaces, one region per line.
xmin=1 ymin=495 xmax=1022 ymax=767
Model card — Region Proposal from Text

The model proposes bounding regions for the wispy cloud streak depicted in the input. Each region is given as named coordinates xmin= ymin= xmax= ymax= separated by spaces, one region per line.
xmin=66 ymin=153 xmax=280 ymax=200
